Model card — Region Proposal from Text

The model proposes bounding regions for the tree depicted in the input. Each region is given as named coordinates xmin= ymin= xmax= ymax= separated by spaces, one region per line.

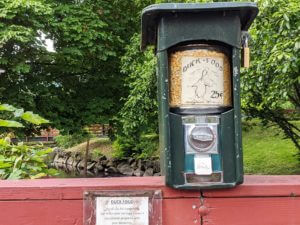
xmin=113 ymin=34 xmax=158 ymax=157
xmin=241 ymin=0 xmax=300 ymax=149
xmin=0 ymin=0 xmax=142 ymax=135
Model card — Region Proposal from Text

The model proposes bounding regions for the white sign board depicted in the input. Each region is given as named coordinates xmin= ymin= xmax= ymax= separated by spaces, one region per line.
xmin=96 ymin=197 xmax=149 ymax=225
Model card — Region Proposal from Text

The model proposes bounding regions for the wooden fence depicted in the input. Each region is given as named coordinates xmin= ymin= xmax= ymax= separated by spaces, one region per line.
xmin=0 ymin=175 xmax=299 ymax=225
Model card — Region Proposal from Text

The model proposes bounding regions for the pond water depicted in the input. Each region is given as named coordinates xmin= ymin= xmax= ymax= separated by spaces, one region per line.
xmin=53 ymin=166 xmax=126 ymax=178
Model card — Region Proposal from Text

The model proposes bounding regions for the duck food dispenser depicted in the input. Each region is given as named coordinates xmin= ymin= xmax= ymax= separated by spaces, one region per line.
xmin=141 ymin=2 xmax=258 ymax=189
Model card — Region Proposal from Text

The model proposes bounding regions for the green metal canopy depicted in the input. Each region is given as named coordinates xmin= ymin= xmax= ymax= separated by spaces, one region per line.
xmin=141 ymin=2 xmax=258 ymax=50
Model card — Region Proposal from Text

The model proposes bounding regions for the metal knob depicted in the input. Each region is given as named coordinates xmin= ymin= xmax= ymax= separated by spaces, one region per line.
xmin=188 ymin=126 xmax=215 ymax=151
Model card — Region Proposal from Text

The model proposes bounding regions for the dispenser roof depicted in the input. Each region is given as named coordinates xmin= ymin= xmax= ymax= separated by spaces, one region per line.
xmin=141 ymin=2 xmax=258 ymax=50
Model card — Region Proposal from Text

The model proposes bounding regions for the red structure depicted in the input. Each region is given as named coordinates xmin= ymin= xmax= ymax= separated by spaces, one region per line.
xmin=0 ymin=176 xmax=299 ymax=225
xmin=40 ymin=128 xmax=60 ymax=138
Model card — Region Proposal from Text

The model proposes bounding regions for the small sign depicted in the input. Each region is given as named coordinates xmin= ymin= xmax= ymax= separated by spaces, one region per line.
xmin=96 ymin=196 xmax=149 ymax=225
xmin=194 ymin=154 xmax=212 ymax=175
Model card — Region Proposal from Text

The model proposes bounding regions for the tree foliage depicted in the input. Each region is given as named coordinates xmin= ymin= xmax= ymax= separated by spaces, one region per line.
xmin=241 ymin=0 xmax=300 ymax=149
xmin=113 ymin=34 xmax=157 ymax=157
xmin=0 ymin=0 xmax=141 ymax=134
xmin=0 ymin=103 xmax=49 ymax=129
xmin=119 ymin=34 xmax=157 ymax=139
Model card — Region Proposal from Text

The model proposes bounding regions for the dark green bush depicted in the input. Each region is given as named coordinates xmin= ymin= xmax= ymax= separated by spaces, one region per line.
xmin=112 ymin=133 xmax=159 ymax=159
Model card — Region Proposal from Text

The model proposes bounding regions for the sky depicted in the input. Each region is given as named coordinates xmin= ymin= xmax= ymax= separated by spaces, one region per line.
xmin=38 ymin=31 xmax=55 ymax=52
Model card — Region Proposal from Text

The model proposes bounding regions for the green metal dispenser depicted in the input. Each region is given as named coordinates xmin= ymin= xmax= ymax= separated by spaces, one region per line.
xmin=141 ymin=3 xmax=258 ymax=189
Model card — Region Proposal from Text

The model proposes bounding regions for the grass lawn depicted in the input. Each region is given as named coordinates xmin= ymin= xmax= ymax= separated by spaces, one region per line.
xmin=243 ymin=121 xmax=300 ymax=175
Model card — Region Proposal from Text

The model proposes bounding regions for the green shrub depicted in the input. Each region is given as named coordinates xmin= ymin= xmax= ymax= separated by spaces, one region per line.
xmin=134 ymin=134 xmax=159 ymax=159
xmin=0 ymin=138 xmax=57 ymax=179
xmin=112 ymin=133 xmax=159 ymax=159
xmin=91 ymin=148 xmax=104 ymax=159
xmin=0 ymin=103 xmax=56 ymax=179
xmin=112 ymin=136 xmax=135 ymax=159
xmin=0 ymin=139 xmax=56 ymax=179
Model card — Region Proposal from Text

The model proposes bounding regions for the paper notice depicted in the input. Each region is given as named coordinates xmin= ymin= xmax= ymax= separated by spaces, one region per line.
xmin=96 ymin=196 xmax=149 ymax=225
xmin=194 ymin=154 xmax=212 ymax=175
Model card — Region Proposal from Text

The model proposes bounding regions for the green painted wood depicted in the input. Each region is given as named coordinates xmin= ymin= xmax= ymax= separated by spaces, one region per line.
xmin=141 ymin=2 xmax=258 ymax=50
xmin=156 ymin=50 xmax=170 ymax=180
xmin=169 ymin=113 xmax=185 ymax=186
xmin=157 ymin=13 xmax=241 ymax=51
xmin=232 ymin=47 xmax=244 ymax=184
xmin=220 ymin=109 xmax=236 ymax=183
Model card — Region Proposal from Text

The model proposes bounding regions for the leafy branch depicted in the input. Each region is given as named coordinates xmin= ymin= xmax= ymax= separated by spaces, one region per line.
xmin=0 ymin=103 xmax=49 ymax=128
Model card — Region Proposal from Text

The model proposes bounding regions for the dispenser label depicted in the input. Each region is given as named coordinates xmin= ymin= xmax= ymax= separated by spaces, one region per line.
xmin=194 ymin=154 xmax=212 ymax=175
xmin=181 ymin=56 xmax=224 ymax=105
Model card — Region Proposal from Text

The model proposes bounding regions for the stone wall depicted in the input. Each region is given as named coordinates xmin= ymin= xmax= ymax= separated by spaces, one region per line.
xmin=50 ymin=148 xmax=161 ymax=177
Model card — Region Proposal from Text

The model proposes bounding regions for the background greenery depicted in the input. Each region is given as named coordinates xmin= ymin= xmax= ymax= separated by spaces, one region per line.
xmin=243 ymin=120 xmax=300 ymax=175
xmin=241 ymin=0 xmax=300 ymax=149
xmin=0 ymin=0 xmax=299 ymax=175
